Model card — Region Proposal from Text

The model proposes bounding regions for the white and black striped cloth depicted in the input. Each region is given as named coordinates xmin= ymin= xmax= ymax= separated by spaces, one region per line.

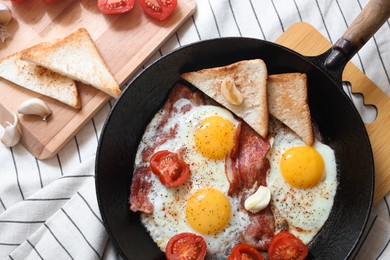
xmin=1 ymin=0 xmax=389 ymax=259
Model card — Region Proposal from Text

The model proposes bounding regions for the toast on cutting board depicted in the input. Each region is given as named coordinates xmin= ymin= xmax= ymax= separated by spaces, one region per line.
xmin=181 ymin=59 xmax=269 ymax=138
xmin=0 ymin=52 xmax=81 ymax=109
xmin=21 ymin=28 xmax=121 ymax=98
xmin=267 ymin=73 xmax=314 ymax=146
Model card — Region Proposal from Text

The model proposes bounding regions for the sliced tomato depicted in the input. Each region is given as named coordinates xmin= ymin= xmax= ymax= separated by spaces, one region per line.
xmin=138 ymin=0 xmax=177 ymax=21
xmin=98 ymin=0 xmax=135 ymax=14
xmin=227 ymin=244 xmax=264 ymax=260
xmin=150 ymin=150 xmax=190 ymax=187
xmin=268 ymin=232 xmax=308 ymax=260
xmin=166 ymin=233 xmax=207 ymax=260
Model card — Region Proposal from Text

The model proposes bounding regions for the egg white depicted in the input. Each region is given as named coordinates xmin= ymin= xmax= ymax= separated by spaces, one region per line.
xmin=266 ymin=118 xmax=338 ymax=244
xmin=135 ymin=98 xmax=250 ymax=258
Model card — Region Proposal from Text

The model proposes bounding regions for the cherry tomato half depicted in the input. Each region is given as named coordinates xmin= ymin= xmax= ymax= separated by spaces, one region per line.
xmin=227 ymin=244 xmax=264 ymax=260
xmin=166 ymin=233 xmax=207 ymax=260
xmin=150 ymin=150 xmax=190 ymax=187
xmin=138 ymin=0 xmax=177 ymax=21
xmin=268 ymin=232 xmax=308 ymax=260
xmin=98 ymin=0 xmax=135 ymax=14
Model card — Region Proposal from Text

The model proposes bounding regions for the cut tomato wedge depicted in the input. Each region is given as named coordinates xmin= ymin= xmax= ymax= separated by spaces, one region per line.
xmin=268 ymin=232 xmax=308 ymax=260
xmin=138 ymin=0 xmax=177 ymax=21
xmin=227 ymin=244 xmax=264 ymax=260
xmin=150 ymin=150 xmax=190 ymax=187
xmin=166 ymin=233 xmax=207 ymax=260
xmin=98 ymin=0 xmax=135 ymax=14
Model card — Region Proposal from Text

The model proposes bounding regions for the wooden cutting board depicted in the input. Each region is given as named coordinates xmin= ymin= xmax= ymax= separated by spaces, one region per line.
xmin=275 ymin=22 xmax=389 ymax=205
xmin=0 ymin=0 xmax=196 ymax=159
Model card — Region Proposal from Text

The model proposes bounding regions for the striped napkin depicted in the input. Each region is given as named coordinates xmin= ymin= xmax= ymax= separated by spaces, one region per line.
xmin=1 ymin=0 xmax=389 ymax=259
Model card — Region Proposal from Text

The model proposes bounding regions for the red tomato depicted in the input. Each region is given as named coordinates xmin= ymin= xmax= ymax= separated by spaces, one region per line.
xmin=227 ymin=244 xmax=264 ymax=260
xmin=150 ymin=150 xmax=190 ymax=187
xmin=166 ymin=233 xmax=207 ymax=260
xmin=268 ymin=232 xmax=308 ymax=260
xmin=97 ymin=0 xmax=135 ymax=14
xmin=138 ymin=0 xmax=177 ymax=21
xmin=11 ymin=0 xmax=26 ymax=3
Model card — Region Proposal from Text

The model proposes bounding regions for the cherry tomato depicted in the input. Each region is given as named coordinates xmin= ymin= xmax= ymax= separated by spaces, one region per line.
xmin=150 ymin=150 xmax=190 ymax=187
xmin=166 ymin=233 xmax=207 ymax=260
xmin=98 ymin=0 xmax=135 ymax=14
xmin=268 ymin=232 xmax=308 ymax=260
xmin=228 ymin=244 xmax=264 ymax=260
xmin=138 ymin=0 xmax=177 ymax=21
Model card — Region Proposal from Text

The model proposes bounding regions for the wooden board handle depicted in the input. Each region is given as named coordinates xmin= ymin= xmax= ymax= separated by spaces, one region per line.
xmin=325 ymin=0 xmax=390 ymax=69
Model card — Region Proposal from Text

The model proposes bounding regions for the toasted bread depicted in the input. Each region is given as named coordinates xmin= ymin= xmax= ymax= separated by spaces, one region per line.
xmin=182 ymin=59 xmax=269 ymax=138
xmin=267 ymin=73 xmax=314 ymax=145
xmin=0 ymin=52 xmax=81 ymax=109
xmin=21 ymin=28 xmax=121 ymax=98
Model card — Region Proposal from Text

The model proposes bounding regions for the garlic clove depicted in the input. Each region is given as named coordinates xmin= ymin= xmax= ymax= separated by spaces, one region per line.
xmin=220 ymin=76 xmax=243 ymax=105
xmin=0 ymin=4 xmax=12 ymax=26
xmin=17 ymin=98 xmax=52 ymax=121
xmin=0 ymin=3 xmax=12 ymax=43
xmin=1 ymin=113 xmax=21 ymax=148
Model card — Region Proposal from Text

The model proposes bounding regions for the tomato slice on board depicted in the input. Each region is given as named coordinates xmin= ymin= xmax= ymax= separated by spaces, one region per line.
xmin=166 ymin=233 xmax=207 ymax=260
xmin=150 ymin=150 xmax=190 ymax=187
xmin=97 ymin=0 xmax=135 ymax=14
xmin=227 ymin=244 xmax=264 ymax=260
xmin=268 ymin=232 xmax=308 ymax=260
xmin=138 ymin=0 xmax=177 ymax=21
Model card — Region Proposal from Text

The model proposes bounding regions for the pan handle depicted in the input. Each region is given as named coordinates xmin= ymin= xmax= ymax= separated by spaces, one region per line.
xmin=325 ymin=0 xmax=390 ymax=69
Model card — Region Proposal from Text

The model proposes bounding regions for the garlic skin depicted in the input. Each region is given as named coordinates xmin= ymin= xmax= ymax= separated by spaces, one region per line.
xmin=17 ymin=98 xmax=52 ymax=121
xmin=1 ymin=113 xmax=21 ymax=148
xmin=0 ymin=4 xmax=12 ymax=43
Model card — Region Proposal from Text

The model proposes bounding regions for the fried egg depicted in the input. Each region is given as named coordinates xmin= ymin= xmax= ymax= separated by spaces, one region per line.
xmin=135 ymin=98 xmax=251 ymax=258
xmin=267 ymin=118 xmax=338 ymax=244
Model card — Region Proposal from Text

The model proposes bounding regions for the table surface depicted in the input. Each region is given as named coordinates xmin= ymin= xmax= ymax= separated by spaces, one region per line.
xmin=0 ymin=0 xmax=389 ymax=259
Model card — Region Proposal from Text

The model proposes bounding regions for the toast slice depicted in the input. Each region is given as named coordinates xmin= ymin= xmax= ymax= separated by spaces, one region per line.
xmin=267 ymin=73 xmax=314 ymax=146
xmin=182 ymin=59 xmax=269 ymax=138
xmin=21 ymin=28 xmax=121 ymax=98
xmin=0 ymin=52 xmax=81 ymax=109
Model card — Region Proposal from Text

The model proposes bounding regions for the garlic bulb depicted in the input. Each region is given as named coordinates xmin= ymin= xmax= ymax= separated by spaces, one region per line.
xmin=0 ymin=4 xmax=11 ymax=43
xmin=17 ymin=98 xmax=52 ymax=121
xmin=1 ymin=113 xmax=21 ymax=148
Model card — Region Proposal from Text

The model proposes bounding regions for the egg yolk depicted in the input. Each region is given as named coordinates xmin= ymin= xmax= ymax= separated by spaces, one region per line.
xmin=186 ymin=188 xmax=231 ymax=235
xmin=280 ymin=146 xmax=325 ymax=189
xmin=195 ymin=116 xmax=235 ymax=160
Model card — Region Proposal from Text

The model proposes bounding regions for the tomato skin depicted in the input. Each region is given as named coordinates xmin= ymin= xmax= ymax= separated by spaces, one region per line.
xmin=98 ymin=0 xmax=135 ymax=14
xmin=11 ymin=0 xmax=26 ymax=3
xmin=268 ymin=232 xmax=308 ymax=260
xmin=228 ymin=244 xmax=264 ymax=260
xmin=150 ymin=150 xmax=190 ymax=187
xmin=166 ymin=233 xmax=207 ymax=260
xmin=138 ymin=0 xmax=177 ymax=21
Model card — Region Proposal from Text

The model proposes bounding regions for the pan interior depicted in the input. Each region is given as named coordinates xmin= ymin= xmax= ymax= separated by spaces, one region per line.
xmin=95 ymin=38 xmax=374 ymax=260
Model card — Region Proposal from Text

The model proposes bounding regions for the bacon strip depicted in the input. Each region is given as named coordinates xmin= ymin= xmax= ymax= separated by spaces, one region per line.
xmin=239 ymin=206 xmax=275 ymax=251
xmin=129 ymin=166 xmax=153 ymax=214
xmin=225 ymin=122 xmax=270 ymax=194
xmin=130 ymin=84 xmax=205 ymax=213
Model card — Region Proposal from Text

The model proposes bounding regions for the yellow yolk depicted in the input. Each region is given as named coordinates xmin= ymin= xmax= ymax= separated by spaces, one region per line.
xmin=195 ymin=116 xmax=235 ymax=160
xmin=280 ymin=146 xmax=325 ymax=189
xmin=186 ymin=188 xmax=231 ymax=235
